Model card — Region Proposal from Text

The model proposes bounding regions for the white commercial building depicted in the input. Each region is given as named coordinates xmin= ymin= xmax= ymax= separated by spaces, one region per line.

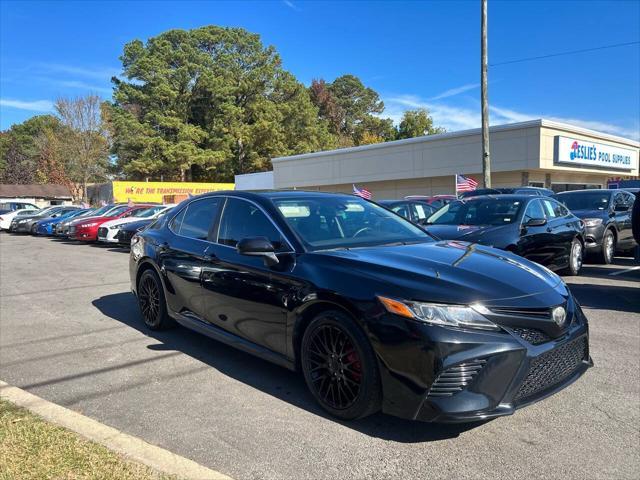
xmin=271 ymin=119 xmax=639 ymax=197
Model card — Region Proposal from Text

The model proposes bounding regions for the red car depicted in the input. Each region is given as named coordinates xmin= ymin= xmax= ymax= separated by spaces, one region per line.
xmin=69 ymin=204 xmax=154 ymax=241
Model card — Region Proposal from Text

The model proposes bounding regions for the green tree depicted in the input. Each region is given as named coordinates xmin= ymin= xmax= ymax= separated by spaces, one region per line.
xmin=106 ymin=26 xmax=333 ymax=181
xmin=0 ymin=115 xmax=63 ymax=184
xmin=309 ymin=74 xmax=394 ymax=146
xmin=396 ymin=108 xmax=445 ymax=139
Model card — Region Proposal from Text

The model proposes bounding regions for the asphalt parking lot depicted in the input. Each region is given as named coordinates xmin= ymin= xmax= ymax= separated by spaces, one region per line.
xmin=1 ymin=233 xmax=638 ymax=480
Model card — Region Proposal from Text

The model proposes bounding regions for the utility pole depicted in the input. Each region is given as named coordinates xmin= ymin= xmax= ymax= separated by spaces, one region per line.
xmin=481 ymin=0 xmax=491 ymax=187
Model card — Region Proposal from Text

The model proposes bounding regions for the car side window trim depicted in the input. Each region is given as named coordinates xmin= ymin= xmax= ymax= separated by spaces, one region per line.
xmin=213 ymin=196 xmax=295 ymax=253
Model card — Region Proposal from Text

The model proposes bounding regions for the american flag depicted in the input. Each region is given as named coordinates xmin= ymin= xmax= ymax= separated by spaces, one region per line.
xmin=352 ymin=184 xmax=372 ymax=199
xmin=456 ymin=174 xmax=478 ymax=193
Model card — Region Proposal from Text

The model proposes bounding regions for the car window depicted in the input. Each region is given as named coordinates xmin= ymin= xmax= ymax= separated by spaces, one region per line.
xmin=549 ymin=199 xmax=568 ymax=217
xmin=175 ymin=197 xmax=221 ymax=240
xmin=274 ymin=196 xmax=430 ymax=250
xmin=412 ymin=203 xmax=432 ymax=221
xmin=217 ymin=198 xmax=287 ymax=250
xmin=522 ymin=200 xmax=545 ymax=223
xmin=428 ymin=199 xmax=522 ymax=226
xmin=390 ymin=203 xmax=411 ymax=220
xmin=541 ymin=200 xmax=558 ymax=219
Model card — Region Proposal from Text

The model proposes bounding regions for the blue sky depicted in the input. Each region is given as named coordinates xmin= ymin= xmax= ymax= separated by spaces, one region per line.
xmin=1 ymin=0 xmax=639 ymax=139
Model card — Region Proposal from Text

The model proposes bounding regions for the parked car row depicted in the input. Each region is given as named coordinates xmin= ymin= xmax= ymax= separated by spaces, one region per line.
xmin=380 ymin=188 xmax=637 ymax=274
xmin=1 ymin=202 xmax=175 ymax=248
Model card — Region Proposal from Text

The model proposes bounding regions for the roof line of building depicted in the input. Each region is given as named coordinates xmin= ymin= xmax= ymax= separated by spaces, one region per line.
xmin=272 ymin=119 xmax=639 ymax=163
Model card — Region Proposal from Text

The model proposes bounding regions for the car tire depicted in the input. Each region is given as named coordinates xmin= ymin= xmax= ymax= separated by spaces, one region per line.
xmin=30 ymin=224 xmax=37 ymax=234
xmin=137 ymin=268 xmax=175 ymax=330
xmin=597 ymin=229 xmax=615 ymax=264
xmin=301 ymin=310 xmax=381 ymax=420
xmin=562 ymin=238 xmax=583 ymax=276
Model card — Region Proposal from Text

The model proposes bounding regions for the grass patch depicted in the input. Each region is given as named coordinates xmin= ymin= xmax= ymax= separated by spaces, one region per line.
xmin=0 ymin=399 xmax=176 ymax=480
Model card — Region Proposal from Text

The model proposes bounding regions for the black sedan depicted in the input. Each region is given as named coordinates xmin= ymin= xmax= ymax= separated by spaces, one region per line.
xmin=426 ymin=195 xmax=585 ymax=275
xmin=129 ymin=191 xmax=591 ymax=423
xmin=555 ymin=189 xmax=636 ymax=264
xmin=115 ymin=218 xmax=156 ymax=246
xmin=377 ymin=199 xmax=437 ymax=226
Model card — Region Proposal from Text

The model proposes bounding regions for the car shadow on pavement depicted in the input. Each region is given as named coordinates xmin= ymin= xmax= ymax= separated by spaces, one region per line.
xmin=92 ymin=292 xmax=486 ymax=443
xmin=567 ymin=284 xmax=640 ymax=313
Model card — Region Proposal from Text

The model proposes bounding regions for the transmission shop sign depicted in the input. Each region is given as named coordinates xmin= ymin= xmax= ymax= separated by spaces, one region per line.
xmin=555 ymin=136 xmax=638 ymax=171
xmin=112 ymin=181 xmax=235 ymax=203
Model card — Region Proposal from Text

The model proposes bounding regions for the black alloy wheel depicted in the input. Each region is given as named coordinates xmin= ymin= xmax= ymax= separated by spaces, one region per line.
xmin=301 ymin=311 xmax=381 ymax=420
xmin=30 ymin=223 xmax=37 ymax=234
xmin=137 ymin=269 xmax=173 ymax=330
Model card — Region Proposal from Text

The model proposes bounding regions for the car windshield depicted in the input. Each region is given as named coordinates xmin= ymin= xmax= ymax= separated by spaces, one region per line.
xmin=133 ymin=206 xmax=165 ymax=218
xmin=272 ymin=195 xmax=431 ymax=250
xmin=89 ymin=205 xmax=113 ymax=216
xmin=104 ymin=205 xmax=130 ymax=217
xmin=428 ymin=198 xmax=523 ymax=226
xmin=558 ymin=192 xmax=610 ymax=211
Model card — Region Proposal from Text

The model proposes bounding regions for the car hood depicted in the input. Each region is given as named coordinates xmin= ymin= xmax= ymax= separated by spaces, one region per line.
xmin=318 ymin=241 xmax=565 ymax=305
xmin=426 ymin=224 xmax=506 ymax=241
xmin=70 ymin=215 xmax=114 ymax=226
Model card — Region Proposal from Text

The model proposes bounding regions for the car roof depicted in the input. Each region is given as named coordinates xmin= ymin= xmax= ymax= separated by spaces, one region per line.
xmin=458 ymin=194 xmax=541 ymax=202
xmin=556 ymin=189 xmax=614 ymax=194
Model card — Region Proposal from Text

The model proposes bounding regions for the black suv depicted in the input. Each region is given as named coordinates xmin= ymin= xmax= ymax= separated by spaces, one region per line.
xmin=556 ymin=189 xmax=636 ymax=264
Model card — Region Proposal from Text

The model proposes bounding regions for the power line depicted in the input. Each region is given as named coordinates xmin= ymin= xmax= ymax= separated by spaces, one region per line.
xmin=491 ymin=41 xmax=640 ymax=66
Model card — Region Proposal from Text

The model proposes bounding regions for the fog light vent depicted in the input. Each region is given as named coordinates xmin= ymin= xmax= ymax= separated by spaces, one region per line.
xmin=427 ymin=359 xmax=486 ymax=397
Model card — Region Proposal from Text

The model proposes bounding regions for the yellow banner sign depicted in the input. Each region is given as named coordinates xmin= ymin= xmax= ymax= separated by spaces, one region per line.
xmin=112 ymin=181 xmax=234 ymax=203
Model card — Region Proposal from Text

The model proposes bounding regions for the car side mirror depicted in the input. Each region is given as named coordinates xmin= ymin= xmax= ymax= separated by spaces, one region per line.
xmin=237 ymin=237 xmax=279 ymax=266
xmin=524 ymin=218 xmax=547 ymax=227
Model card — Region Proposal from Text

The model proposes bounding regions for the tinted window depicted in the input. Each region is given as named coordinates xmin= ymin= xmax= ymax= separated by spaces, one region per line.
xmin=558 ymin=192 xmax=610 ymax=210
xmin=412 ymin=203 xmax=433 ymax=221
xmin=523 ymin=200 xmax=545 ymax=223
xmin=428 ymin=199 xmax=523 ymax=226
xmin=176 ymin=198 xmax=221 ymax=240
xmin=274 ymin=196 xmax=429 ymax=250
xmin=218 ymin=198 xmax=286 ymax=250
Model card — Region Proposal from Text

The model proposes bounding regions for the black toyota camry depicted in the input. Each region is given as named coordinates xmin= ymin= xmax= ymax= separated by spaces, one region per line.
xmin=130 ymin=191 xmax=591 ymax=423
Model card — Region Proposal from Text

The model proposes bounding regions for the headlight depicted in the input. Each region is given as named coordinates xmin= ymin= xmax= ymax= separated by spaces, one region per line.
xmin=583 ymin=218 xmax=603 ymax=227
xmin=80 ymin=222 xmax=99 ymax=228
xmin=378 ymin=296 xmax=499 ymax=331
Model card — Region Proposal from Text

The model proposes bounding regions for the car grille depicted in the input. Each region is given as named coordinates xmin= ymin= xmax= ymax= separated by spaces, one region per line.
xmin=69 ymin=226 xmax=76 ymax=234
xmin=514 ymin=336 xmax=587 ymax=402
xmin=427 ymin=359 xmax=486 ymax=397
xmin=489 ymin=306 xmax=551 ymax=319
xmin=97 ymin=227 xmax=108 ymax=238
xmin=511 ymin=327 xmax=551 ymax=345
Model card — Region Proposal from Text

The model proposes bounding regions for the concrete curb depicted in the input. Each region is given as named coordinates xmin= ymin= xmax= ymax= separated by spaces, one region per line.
xmin=0 ymin=380 xmax=233 ymax=480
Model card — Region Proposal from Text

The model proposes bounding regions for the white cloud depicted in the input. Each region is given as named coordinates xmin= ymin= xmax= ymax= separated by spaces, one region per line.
xmin=282 ymin=0 xmax=300 ymax=11
xmin=38 ymin=63 xmax=121 ymax=80
xmin=0 ymin=98 xmax=54 ymax=112
xmin=383 ymin=94 xmax=639 ymax=140
xmin=55 ymin=80 xmax=112 ymax=94
xmin=429 ymin=83 xmax=480 ymax=101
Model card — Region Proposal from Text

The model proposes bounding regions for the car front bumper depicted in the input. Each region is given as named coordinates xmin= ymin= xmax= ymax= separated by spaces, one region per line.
xmin=97 ymin=226 xmax=120 ymax=243
xmin=583 ymin=224 xmax=606 ymax=251
xmin=370 ymin=297 xmax=591 ymax=423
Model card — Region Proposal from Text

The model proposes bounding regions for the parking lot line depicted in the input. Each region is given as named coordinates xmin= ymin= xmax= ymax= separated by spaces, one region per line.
xmin=608 ymin=266 xmax=640 ymax=276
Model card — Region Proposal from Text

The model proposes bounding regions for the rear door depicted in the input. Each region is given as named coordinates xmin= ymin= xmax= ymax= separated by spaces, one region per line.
xmin=540 ymin=198 xmax=572 ymax=268
xmin=157 ymin=197 xmax=222 ymax=320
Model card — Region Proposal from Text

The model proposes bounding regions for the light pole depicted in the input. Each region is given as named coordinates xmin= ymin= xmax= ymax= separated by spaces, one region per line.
xmin=481 ymin=0 xmax=491 ymax=188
